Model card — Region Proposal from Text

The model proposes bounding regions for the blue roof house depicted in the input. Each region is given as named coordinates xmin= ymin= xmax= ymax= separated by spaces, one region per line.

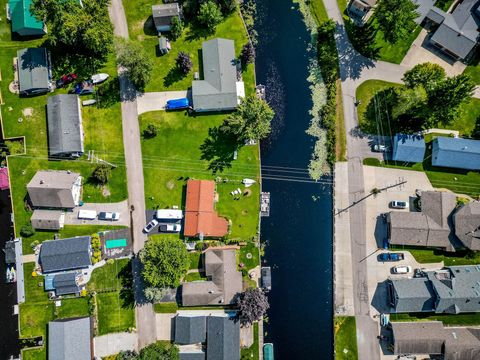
xmin=432 ymin=137 xmax=480 ymax=171
xmin=392 ymin=134 xmax=426 ymax=163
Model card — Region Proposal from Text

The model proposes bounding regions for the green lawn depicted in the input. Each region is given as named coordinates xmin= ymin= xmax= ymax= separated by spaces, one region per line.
xmin=96 ymin=291 xmax=135 ymax=335
xmin=334 ymin=316 xmax=358 ymax=360
xmin=241 ymin=323 xmax=259 ymax=360
xmin=373 ymin=23 xmax=421 ymax=64
xmin=189 ymin=251 xmax=202 ymax=270
xmin=464 ymin=59 xmax=480 ymax=85
xmin=391 ymin=312 xmax=480 ymax=326
xmin=309 ymin=0 xmax=329 ymax=24
xmin=140 ymin=111 xmax=260 ymax=241
xmin=239 ymin=242 xmax=260 ymax=271
xmin=123 ymin=0 xmax=254 ymax=94
xmin=153 ymin=302 xmax=227 ymax=313
xmin=87 ymin=258 xmax=132 ymax=292
xmin=390 ymin=245 xmax=480 ymax=266
xmin=184 ymin=272 xmax=207 ymax=282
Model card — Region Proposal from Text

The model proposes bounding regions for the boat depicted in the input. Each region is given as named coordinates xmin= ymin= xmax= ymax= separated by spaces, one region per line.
xmin=82 ymin=99 xmax=97 ymax=106
xmin=261 ymin=266 xmax=272 ymax=291
xmin=263 ymin=343 xmax=274 ymax=360
xmin=91 ymin=73 xmax=109 ymax=84
xmin=261 ymin=192 xmax=270 ymax=217
xmin=242 ymin=178 xmax=256 ymax=187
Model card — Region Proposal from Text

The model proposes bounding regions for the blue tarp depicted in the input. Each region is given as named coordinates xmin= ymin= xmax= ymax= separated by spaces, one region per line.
xmin=44 ymin=274 xmax=55 ymax=291
xmin=392 ymin=133 xmax=426 ymax=163
xmin=432 ymin=137 xmax=480 ymax=170
xmin=166 ymin=98 xmax=189 ymax=110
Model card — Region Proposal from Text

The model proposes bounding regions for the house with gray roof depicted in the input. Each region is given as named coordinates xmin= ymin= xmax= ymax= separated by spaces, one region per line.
xmin=347 ymin=0 xmax=376 ymax=25
xmin=152 ymin=3 xmax=180 ymax=32
xmin=432 ymin=137 xmax=480 ymax=170
xmin=389 ymin=265 xmax=480 ymax=314
xmin=47 ymin=94 xmax=84 ymax=159
xmin=454 ymin=201 xmax=480 ymax=250
xmin=392 ymin=133 xmax=426 ymax=163
xmin=48 ymin=317 xmax=92 ymax=360
xmin=27 ymin=170 xmax=82 ymax=209
xmin=207 ymin=316 xmax=240 ymax=360
xmin=181 ymin=248 xmax=242 ymax=306
xmin=45 ymin=271 xmax=81 ymax=296
xmin=175 ymin=315 xmax=207 ymax=345
xmin=387 ymin=191 xmax=457 ymax=251
xmin=17 ymin=47 xmax=50 ymax=96
xmin=192 ymin=38 xmax=245 ymax=112
xmin=39 ymin=236 xmax=91 ymax=274
xmin=391 ymin=321 xmax=480 ymax=360
xmin=31 ymin=209 xmax=65 ymax=230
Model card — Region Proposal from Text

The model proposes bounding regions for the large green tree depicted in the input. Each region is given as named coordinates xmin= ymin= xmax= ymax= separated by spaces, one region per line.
xmin=140 ymin=237 xmax=188 ymax=289
xmin=375 ymin=0 xmax=418 ymax=43
xmin=472 ymin=116 xmax=480 ymax=139
xmin=116 ymin=39 xmax=153 ymax=90
xmin=402 ymin=63 xmax=446 ymax=92
xmin=197 ymin=1 xmax=223 ymax=33
xmin=220 ymin=95 xmax=275 ymax=142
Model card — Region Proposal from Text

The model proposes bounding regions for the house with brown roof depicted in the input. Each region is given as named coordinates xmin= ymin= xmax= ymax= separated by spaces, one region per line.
xmin=182 ymin=248 xmax=242 ymax=306
xmin=454 ymin=201 xmax=480 ymax=250
xmin=184 ymin=180 xmax=228 ymax=238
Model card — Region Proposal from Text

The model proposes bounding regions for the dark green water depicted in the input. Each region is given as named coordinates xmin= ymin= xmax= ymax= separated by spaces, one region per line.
xmin=255 ymin=0 xmax=334 ymax=358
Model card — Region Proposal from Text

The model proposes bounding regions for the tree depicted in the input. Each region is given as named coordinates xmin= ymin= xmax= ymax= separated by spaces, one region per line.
xmin=375 ymin=0 xmax=418 ymax=43
xmin=240 ymin=42 xmax=255 ymax=65
xmin=392 ymin=86 xmax=427 ymax=120
xmin=472 ymin=116 xmax=480 ymax=139
xmin=218 ymin=0 xmax=238 ymax=14
xmin=176 ymin=52 xmax=193 ymax=75
xmin=143 ymin=124 xmax=158 ymax=138
xmin=220 ymin=95 xmax=275 ymax=142
xmin=144 ymin=287 xmax=169 ymax=302
xmin=236 ymin=288 xmax=269 ymax=325
xmin=116 ymin=39 xmax=153 ymax=90
xmin=20 ymin=224 xmax=35 ymax=237
xmin=138 ymin=342 xmax=179 ymax=360
xmin=197 ymin=1 xmax=223 ymax=33
xmin=170 ymin=17 xmax=183 ymax=41
xmin=92 ymin=164 xmax=111 ymax=184
xmin=140 ymin=237 xmax=189 ymax=288
xmin=347 ymin=20 xmax=380 ymax=59
xmin=117 ymin=351 xmax=138 ymax=360
xmin=402 ymin=63 xmax=446 ymax=92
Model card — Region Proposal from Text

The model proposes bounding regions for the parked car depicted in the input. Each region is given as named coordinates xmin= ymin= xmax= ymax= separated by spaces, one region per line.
xmin=74 ymin=80 xmax=94 ymax=95
xmin=392 ymin=265 xmax=412 ymax=274
xmin=390 ymin=200 xmax=409 ymax=209
xmin=98 ymin=212 xmax=120 ymax=221
xmin=378 ymin=252 xmax=404 ymax=262
xmin=159 ymin=224 xmax=181 ymax=232
xmin=143 ymin=219 xmax=158 ymax=233
xmin=373 ymin=144 xmax=389 ymax=152
xmin=56 ymin=73 xmax=77 ymax=88
xmin=165 ymin=98 xmax=190 ymax=110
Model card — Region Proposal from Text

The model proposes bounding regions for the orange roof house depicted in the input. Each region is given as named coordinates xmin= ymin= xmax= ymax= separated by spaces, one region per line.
xmin=184 ymin=180 xmax=229 ymax=238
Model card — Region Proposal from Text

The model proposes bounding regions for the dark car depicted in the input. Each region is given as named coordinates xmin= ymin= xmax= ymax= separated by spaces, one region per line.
xmin=56 ymin=73 xmax=77 ymax=88
xmin=378 ymin=252 xmax=404 ymax=262
xmin=73 ymin=80 xmax=94 ymax=95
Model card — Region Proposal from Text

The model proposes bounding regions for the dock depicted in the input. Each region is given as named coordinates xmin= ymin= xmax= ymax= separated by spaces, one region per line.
xmin=260 ymin=192 xmax=270 ymax=217
xmin=256 ymin=84 xmax=266 ymax=100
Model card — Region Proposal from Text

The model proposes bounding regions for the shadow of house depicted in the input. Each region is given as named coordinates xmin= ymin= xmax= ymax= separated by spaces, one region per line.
xmin=371 ymin=281 xmax=393 ymax=314
xmin=143 ymin=15 xmax=158 ymax=36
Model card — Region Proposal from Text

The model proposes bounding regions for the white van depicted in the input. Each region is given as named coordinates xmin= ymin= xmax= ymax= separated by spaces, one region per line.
xmin=78 ymin=210 xmax=97 ymax=220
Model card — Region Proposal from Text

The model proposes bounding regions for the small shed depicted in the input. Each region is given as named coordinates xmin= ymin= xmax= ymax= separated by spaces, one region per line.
xmin=31 ymin=209 xmax=65 ymax=230
xmin=392 ymin=133 xmax=426 ymax=163
xmin=152 ymin=3 xmax=180 ymax=32
xmin=159 ymin=36 xmax=171 ymax=55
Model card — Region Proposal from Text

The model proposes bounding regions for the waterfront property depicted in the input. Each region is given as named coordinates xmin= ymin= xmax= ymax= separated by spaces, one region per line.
xmin=44 ymin=271 xmax=83 ymax=296
xmin=48 ymin=317 xmax=93 ymax=360
xmin=432 ymin=137 xmax=480 ymax=171
xmin=39 ymin=236 xmax=91 ymax=274
xmin=388 ymin=265 xmax=480 ymax=313
xmin=16 ymin=47 xmax=51 ymax=96
xmin=30 ymin=209 xmax=65 ymax=230
xmin=8 ymin=0 xmax=46 ymax=36
xmin=151 ymin=3 xmax=180 ymax=32
xmin=347 ymin=0 xmax=376 ymax=25
xmin=453 ymin=201 xmax=480 ymax=250
xmin=392 ymin=133 xmax=426 ymax=163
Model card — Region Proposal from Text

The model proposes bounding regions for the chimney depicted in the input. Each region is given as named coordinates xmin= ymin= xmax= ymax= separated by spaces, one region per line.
xmin=40 ymin=180 xmax=44 ymax=184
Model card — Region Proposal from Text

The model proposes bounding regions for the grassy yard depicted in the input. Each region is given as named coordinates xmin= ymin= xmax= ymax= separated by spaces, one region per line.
xmin=87 ymin=258 xmax=132 ymax=291
xmin=239 ymin=242 xmax=260 ymax=270
xmin=123 ymin=0 xmax=254 ymax=94
xmin=184 ymin=272 xmax=207 ymax=282
xmin=96 ymin=291 xmax=135 ymax=335
xmin=140 ymin=111 xmax=260 ymax=241
xmin=373 ymin=23 xmax=421 ymax=64
xmin=334 ymin=316 xmax=358 ymax=360
xmin=153 ymin=302 xmax=227 ymax=313
xmin=309 ymin=0 xmax=329 ymax=24
xmin=189 ymin=251 xmax=202 ymax=270
xmin=390 ymin=245 xmax=480 ymax=266
xmin=391 ymin=312 xmax=480 ymax=326
xmin=241 ymin=322 xmax=259 ymax=360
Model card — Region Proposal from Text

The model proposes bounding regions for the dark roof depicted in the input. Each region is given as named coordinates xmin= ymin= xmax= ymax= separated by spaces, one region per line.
xmin=389 ymin=278 xmax=437 ymax=312
xmin=39 ymin=236 xmax=91 ymax=273
xmin=392 ymin=133 xmax=426 ymax=163
xmin=48 ymin=317 xmax=91 ymax=360
xmin=17 ymin=48 xmax=49 ymax=95
xmin=180 ymin=353 xmax=206 ymax=360
xmin=206 ymin=316 xmax=240 ymax=360
xmin=152 ymin=3 xmax=180 ymax=28
xmin=47 ymin=95 xmax=84 ymax=158
xmin=432 ymin=137 xmax=480 ymax=170
xmin=454 ymin=201 xmax=480 ymax=250
xmin=4 ymin=241 xmax=16 ymax=264
xmin=426 ymin=6 xmax=447 ymax=24
xmin=27 ymin=170 xmax=81 ymax=208
xmin=53 ymin=272 xmax=80 ymax=296
xmin=175 ymin=315 xmax=207 ymax=345
xmin=192 ymin=38 xmax=241 ymax=111
xmin=31 ymin=209 xmax=64 ymax=230
xmin=392 ymin=321 xmax=445 ymax=355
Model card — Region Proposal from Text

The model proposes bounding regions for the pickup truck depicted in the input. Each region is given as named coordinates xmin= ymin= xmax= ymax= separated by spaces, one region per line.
xmin=378 ymin=252 xmax=404 ymax=262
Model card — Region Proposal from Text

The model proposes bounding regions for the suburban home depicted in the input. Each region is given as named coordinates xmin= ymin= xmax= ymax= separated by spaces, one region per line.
xmin=432 ymin=137 xmax=480 ymax=170
xmin=347 ymin=0 xmax=376 ymax=25
xmin=392 ymin=133 xmax=426 ymax=163
xmin=391 ymin=321 xmax=480 ymax=360
xmin=174 ymin=314 xmax=240 ymax=360
xmin=48 ymin=317 xmax=93 ymax=360
xmin=151 ymin=3 xmax=180 ymax=32
xmin=27 ymin=170 xmax=82 ymax=209
xmin=39 ymin=236 xmax=91 ymax=274
xmin=8 ymin=0 xmax=46 ymax=36
xmin=453 ymin=201 xmax=480 ymax=250
xmin=192 ymin=38 xmax=245 ymax=112
xmin=17 ymin=47 xmax=51 ymax=96
xmin=47 ymin=94 xmax=84 ymax=158
xmin=182 ymin=248 xmax=242 ymax=306
xmin=44 ymin=271 xmax=82 ymax=296
xmin=387 ymin=191 xmax=458 ymax=251
xmin=184 ymin=179 xmax=229 ymax=238
xmin=422 ymin=0 xmax=480 ymax=61
xmin=31 ymin=209 xmax=65 ymax=230
xmin=388 ymin=265 xmax=480 ymax=314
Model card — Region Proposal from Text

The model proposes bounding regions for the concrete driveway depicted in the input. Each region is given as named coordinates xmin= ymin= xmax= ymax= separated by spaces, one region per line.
xmin=63 ymin=200 xmax=129 ymax=226
xmin=137 ymin=90 xmax=190 ymax=115
xmin=94 ymin=332 xmax=137 ymax=357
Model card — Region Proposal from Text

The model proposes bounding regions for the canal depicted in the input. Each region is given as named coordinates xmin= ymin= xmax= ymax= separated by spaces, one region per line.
xmin=255 ymin=0 xmax=334 ymax=359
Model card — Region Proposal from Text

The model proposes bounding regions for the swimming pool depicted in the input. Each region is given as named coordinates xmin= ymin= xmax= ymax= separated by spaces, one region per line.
xmin=105 ymin=238 xmax=127 ymax=249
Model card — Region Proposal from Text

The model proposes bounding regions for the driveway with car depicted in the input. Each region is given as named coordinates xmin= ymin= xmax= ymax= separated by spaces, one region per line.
xmin=63 ymin=200 xmax=129 ymax=226
xmin=136 ymin=90 xmax=190 ymax=115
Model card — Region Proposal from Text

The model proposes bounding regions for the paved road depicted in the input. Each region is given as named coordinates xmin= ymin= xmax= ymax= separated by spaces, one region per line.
xmin=108 ymin=0 xmax=156 ymax=349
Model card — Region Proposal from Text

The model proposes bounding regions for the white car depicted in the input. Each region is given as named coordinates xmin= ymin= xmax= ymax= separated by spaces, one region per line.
xmin=390 ymin=200 xmax=409 ymax=209
xmin=373 ymin=144 xmax=389 ymax=152
xmin=160 ymin=224 xmax=182 ymax=233
xmin=392 ymin=265 xmax=412 ymax=274
xmin=143 ymin=219 xmax=158 ymax=233
xmin=98 ymin=212 xmax=120 ymax=221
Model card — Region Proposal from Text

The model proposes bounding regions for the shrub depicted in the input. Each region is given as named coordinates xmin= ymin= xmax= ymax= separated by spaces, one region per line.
xmin=143 ymin=124 xmax=158 ymax=138
xmin=92 ymin=164 xmax=111 ymax=185
xmin=144 ymin=287 xmax=169 ymax=303
xmin=240 ymin=42 xmax=255 ymax=65
xmin=170 ymin=17 xmax=183 ymax=40
xmin=236 ymin=288 xmax=269 ymax=325
xmin=20 ymin=224 xmax=35 ymax=237
xmin=197 ymin=1 xmax=223 ymax=33
xmin=176 ymin=52 xmax=193 ymax=75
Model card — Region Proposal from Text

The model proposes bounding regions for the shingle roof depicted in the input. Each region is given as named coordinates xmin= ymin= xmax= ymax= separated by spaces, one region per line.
xmin=207 ymin=316 xmax=240 ymax=360
xmin=48 ymin=317 xmax=91 ymax=360
xmin=9 ymin=0 xmax=46 ymax=36
xmin=454 ymin=201 xmax=480 ymax=250
xmin=17 ymin=48 xmax=49 ymax=95
xmin=180 ymin=352 xmax=206 ymax=360
xmin=392 ymin=133 xmax=426 ymax=163
xmin=192 ymin=38 xmax=240 ymax=111
xmin=389 ymin=278 xmax=437 ymax=312
xmin=47 ymin=95 xmax=84 ymax=158
xmin=31 ymin=209 xmax=64 ymax=230
xmin=432 ymin=137 xmax=480 ymax=170
xmin=53 ymin=272 xmax=80 ymax=296
xmin=392 ymin=321 xmax=445 ymax=355
xmin=39 ymin=236 xmax=91 ymax=273
xmin=27 ymin=170 xmax=81 ymax=208
xmin=152 ymin=3 xmax=180 ymax=28
xmin=175 ymin=315 xmax=207 ymax=345
xmin=445 ymin=327 xmax=480 ymax=360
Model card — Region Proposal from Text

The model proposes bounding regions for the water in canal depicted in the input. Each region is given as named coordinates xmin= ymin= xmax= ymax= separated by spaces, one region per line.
xmin=255 ymin=0 xmax=334 ymax=359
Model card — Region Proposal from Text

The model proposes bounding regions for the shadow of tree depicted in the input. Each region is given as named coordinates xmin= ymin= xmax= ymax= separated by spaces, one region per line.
xmin=118 ymin=260 xmax=135 ymax=309
xmin=200 ymin=127 xmax=240 ymax=174
xmin=163 ymin=66 xmax=188 ymax=87
xmin=345 ymin=20 xmax=381 ymax=60
xmin=96 ymin=77 xmax=120 ymax=108
xmin=185 ymin=21 xmax=213 ymax=42
xmin=143 ymin=15 xmax=158 ymax=36
xmin=118 ymin=73 xmax=139 ymax=101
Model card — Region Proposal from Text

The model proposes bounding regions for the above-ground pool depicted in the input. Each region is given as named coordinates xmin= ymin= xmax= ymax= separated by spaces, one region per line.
xmin=105 ymin=238 xmax=127 ymax=249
